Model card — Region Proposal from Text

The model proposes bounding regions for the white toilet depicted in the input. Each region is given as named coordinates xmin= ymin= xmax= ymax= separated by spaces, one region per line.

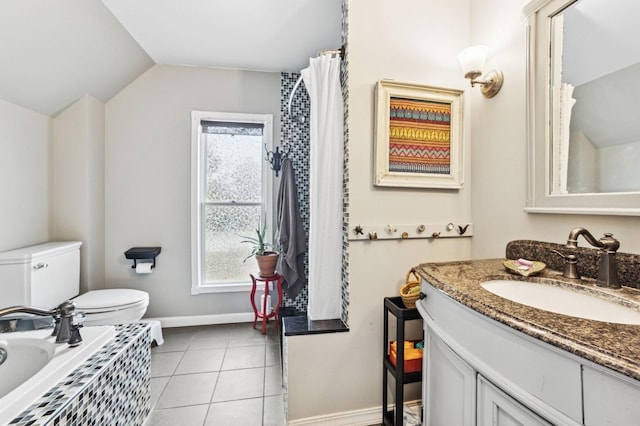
xmin=0 ymin=241 xmax=163 ymax=344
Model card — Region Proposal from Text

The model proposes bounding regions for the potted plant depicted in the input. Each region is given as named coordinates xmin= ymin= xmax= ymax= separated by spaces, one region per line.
xmin=241 ymin=221 xmax=280 ymax=277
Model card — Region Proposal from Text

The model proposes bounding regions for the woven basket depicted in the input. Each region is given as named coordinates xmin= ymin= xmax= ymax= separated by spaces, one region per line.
xmin=400 ymin=268 xmax=421 ymax=309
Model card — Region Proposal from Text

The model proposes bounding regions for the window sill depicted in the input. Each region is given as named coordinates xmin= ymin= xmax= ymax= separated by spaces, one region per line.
xmin=191 ymin=282 xmax=257 ymax=294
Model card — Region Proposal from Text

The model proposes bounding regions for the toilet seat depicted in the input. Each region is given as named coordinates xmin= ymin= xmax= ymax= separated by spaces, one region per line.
xmin=72 ymin=289 xmax=151 ymax=328
xmin=73 ymin=289 xmax=149 ymax=313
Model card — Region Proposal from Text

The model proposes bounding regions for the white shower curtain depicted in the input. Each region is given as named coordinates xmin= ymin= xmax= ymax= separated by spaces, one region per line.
xmin=301 ymin=54 xmax=343 ymax=320
xmin=550 ymin=14 xmax=576 ymax=195
xmin=552 ymin=82 xmax=576 ymax=194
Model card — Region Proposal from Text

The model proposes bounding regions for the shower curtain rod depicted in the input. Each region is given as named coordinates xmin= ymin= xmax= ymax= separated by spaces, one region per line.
xmin=316 ymin=46 xmax=344 ymax=58
xmin=287 ymin=46 xmax=344 ymax=116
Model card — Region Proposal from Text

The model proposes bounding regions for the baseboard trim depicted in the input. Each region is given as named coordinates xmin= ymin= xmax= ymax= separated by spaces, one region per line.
xmin=287 ymin=406 xmax=379 ymax=426
xmin=145 ymin=312 xmax=255 ymax=328
xmin=287 ymin=401 xmax=420 ymax=426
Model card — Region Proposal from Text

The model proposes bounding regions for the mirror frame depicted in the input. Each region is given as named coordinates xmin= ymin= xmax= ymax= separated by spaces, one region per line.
xmin=524 ymin=0 xmax=640 ymax=216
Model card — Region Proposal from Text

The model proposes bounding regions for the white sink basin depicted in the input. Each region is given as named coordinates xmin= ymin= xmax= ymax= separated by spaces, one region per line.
xmin=481 ymin=280 xmax=640 ymax=325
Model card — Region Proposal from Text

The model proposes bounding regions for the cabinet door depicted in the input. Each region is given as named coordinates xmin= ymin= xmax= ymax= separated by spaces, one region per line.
xmin=424 ymin=325 xmax=476 ymax=426
xmin=477 ymin=375 xmax=552 ymax=426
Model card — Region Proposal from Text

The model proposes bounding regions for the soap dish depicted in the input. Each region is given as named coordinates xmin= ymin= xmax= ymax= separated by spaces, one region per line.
xmin=503 ymin=260 xmax=546 ymax=277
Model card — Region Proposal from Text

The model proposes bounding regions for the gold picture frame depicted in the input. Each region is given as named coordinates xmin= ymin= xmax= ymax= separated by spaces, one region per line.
xmin=374 ymin=80 xmax=464 ymax=189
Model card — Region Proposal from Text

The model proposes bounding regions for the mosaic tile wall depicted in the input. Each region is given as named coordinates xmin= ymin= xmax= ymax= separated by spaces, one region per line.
xmin=280 ymin=73 xmax=311 ymax=314
xmin=279 ymin=0 xmax=349 ymax=325
xmin=340 ymin=0 xmax=349 ymax=326
xmin=10 ymin=323 xmax=151 ymax=426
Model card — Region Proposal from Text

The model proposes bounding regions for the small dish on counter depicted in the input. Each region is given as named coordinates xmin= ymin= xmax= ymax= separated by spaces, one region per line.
xmin=503 ymin=259 xmax=546 ymax=277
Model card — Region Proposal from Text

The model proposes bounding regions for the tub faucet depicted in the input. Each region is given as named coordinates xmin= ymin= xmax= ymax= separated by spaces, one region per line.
xmin=566 ymin=227 xmax=620 ymax=289
xmin=0 ymin=300 xmax=80 ymax=344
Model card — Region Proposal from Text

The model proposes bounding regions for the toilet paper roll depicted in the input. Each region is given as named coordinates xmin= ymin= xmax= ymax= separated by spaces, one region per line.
xmin=135 ymin=261 xmax=154 ymax=274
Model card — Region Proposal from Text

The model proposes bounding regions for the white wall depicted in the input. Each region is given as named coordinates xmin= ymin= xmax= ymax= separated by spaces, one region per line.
xmin=598 ymin=141 xmax=640 ymax=193
xmin=286 ymin=0 xmax=472 ymax=421
xmin=104 ymin=64 xmax=281 ymax=319
xmin=470 ymin=0 xmax=640 ymax=259
xmin=52 ymin=95 xmax=106 ymax=293
xmin=0 ymin=98 xmax=51 ymax=251
xmin=568 ymin=130 xmax=597 ymax=193
xmin=468 ymin=0 xmax=531 ymax=258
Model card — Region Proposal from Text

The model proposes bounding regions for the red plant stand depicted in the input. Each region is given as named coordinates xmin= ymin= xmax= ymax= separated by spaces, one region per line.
xmin=249 ymin=273 xmax=283 ymax=335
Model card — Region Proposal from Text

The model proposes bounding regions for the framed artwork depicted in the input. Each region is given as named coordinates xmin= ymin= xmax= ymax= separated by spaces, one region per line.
xmin=374 ymin=80 xmax=464 ymax=189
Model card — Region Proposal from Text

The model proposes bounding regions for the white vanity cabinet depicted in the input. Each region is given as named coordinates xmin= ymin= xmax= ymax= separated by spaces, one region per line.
xmin=418 ymin=282 xmax=583 ymax=426
xmin=425 ymin=324 xmax=555 ymax=426
xmin=418 ymin=279 xmax=640 ymax=426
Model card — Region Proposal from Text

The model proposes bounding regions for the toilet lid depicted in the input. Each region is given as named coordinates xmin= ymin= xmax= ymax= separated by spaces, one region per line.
xmin=73 ymin=289 xmax=149 ymax=310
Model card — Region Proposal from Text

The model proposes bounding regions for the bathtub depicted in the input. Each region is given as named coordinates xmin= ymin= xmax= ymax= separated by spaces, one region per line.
xmin=0 ymin=325 xmax=116 ymax=425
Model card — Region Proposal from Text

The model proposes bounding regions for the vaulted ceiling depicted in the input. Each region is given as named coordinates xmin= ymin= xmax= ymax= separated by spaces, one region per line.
xmin=0 ymin=0 xmax=342 ymax=116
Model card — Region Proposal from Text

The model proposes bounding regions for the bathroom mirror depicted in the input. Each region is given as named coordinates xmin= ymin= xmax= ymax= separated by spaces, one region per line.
xmin=524 ymin=0 xmax=640 ymax=215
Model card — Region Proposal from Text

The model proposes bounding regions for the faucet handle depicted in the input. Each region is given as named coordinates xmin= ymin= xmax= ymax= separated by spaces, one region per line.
xmin=68 ymin=322 xmax=83 ymax=347
xmin=51 ymin=313 xmax=61 ymax=337
xmin=66 ymin=312 xmax=85 ymax=347
xmin=552 ymin=249 xmax=581 ymax=279
xmin=599 ymin=233 xmax=620 ymax=252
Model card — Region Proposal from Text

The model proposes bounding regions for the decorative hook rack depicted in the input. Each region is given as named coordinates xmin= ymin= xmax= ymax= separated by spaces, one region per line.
xmin=349 ymin=223 xmax=473 ymax=241
xmin=264 ymin=145 xmax=291 ymax=177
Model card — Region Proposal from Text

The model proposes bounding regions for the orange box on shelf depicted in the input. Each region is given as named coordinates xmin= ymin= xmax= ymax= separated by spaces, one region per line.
xmin=389 ymin=340 xmax=423 ymax=373
xmin=390 ymin=340 xmax=414 ymax=352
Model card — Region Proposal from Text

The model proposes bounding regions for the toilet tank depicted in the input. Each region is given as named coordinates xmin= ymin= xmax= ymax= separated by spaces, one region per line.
xmin=0 ymin=241 xmax=82 ymax=309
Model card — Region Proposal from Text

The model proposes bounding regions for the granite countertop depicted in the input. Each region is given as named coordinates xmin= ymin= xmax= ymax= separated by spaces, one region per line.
xmin=415 ymin=259 xmax=640 ymax=381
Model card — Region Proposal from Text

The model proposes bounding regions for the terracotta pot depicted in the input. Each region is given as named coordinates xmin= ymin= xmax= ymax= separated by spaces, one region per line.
xmin=256 ymin=251 xmax=279 ymax=277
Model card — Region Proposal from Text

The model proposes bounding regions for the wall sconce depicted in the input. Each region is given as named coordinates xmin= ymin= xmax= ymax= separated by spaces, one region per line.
xmin=457 ymin=45 xmax=503 ymax=98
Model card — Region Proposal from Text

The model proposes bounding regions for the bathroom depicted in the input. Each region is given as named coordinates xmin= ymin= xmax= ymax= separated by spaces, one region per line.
xmin=3 ymin=0 xmax=640 ymax=424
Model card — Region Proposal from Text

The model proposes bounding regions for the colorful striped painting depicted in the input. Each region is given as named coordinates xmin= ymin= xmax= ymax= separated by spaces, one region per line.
xmin=388 ymin=97 xmax=451 ymax=174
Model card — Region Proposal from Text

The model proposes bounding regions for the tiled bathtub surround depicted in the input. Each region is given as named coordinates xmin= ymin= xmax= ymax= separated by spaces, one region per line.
xmin=506 ymin=239 xmax=640 ymax=289
xmin=415 ymin=259 xmax=640 ymax=381
xmin=9 ymin=323 xmax=151 ymax=426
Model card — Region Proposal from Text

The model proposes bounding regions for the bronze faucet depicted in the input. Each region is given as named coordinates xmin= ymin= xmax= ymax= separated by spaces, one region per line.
xmin=565 ymin=227 xmax=620 ymax=289
xmin=0 ymin=300 xmax=82 ymax=345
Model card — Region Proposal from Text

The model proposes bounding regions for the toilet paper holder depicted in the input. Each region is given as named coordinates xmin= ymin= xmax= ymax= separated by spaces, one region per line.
xmin=124 ymin=247 xmax=162 ymax=270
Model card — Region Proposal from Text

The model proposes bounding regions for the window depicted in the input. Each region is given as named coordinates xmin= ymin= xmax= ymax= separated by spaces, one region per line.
xmin=191 ymin=111 xmax=273 ymax=294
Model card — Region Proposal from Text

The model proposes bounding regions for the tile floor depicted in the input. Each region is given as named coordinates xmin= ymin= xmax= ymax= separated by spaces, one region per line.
xmin=144 ymin=322 xmax=286 ymax=426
